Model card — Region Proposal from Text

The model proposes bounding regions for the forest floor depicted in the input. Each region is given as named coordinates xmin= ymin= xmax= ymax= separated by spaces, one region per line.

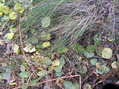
xmin=0 ymin=0 xmax=119 ymax=89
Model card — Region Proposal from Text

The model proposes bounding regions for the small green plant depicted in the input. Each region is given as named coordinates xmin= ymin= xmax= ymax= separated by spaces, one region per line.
xmin=73 ymin=43 xmax=96 ymax=58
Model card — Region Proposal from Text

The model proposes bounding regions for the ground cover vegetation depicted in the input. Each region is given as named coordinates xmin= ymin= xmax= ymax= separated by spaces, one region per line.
xmin=0 ymin=0 xmax=119 ymax=89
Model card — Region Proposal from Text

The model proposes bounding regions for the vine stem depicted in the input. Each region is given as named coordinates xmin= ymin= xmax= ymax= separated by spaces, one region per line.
xmin=17 ymin=15 xmax=30 ymax=66
xmin=37 ymin=74 xmax=82 ymax=89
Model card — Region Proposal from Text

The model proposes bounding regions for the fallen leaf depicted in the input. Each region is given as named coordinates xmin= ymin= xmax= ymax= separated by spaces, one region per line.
xmin=102 ymin=48 xmax=112 ymax=59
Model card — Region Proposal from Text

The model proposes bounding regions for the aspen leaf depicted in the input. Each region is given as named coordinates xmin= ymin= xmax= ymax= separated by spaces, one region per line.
xmin=102 ymin=48 xmax=112 ymax=59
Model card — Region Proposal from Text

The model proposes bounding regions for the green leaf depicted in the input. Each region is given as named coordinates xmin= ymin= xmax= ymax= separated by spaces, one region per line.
xmin=30 ymin=80 xmax=37 ymax=86
xmin=73 ymin=44 xmax=85 ymax=54
xmin=54 ymin=39 xmax=68 ymax=54
xmin=96 ymin=65 xmax=110 ymax=74
xmin=2 ymin=72 xmax=11 ymax=83
xmin=79 ymin=65 xmax=87 ymax=74
xmin=27 ymin=36 xmax=38 ymax=45
xmin=90 ymin=58 xmax=97 ymax=65
xmin=41 ymin=57 xmax=52 ymax=66
xmin=40 ymin=32 xmax=51 ymax=41
xmin=57 ymin=47 xmax=68 ymax=54
xmin=0 ymin=74 xmax=2 ymax=80
xmin=63 ymin=81 xmax=79 ymax=89
xmin=19 ymin=71 xmax=29 ymax=78
xmin=54 ymin=56 xmax=65 ymax=76
xmin=14 ymin=3 xmax=24 ymax=14
xmin=86 ymin=45 xmax=96 ymax=52
xmin=63 ymin=81 xmax=74 ymax=89
xmin=84 ymin=51 xmax=94 ymax=58
xmin=37 ymin=70 xmax=47 ymax=78
xmin=93 ymin=33 xmax=101 ymax=45
xmin=101 ymin=48 xmax=112 ymax=59
xmin=10 ymin=26 xmax=16 ymax=33
xmin=41 ymin=16 xmax=51 ymax=28
xmin=5 ymin=32 xmax=14 ymax=40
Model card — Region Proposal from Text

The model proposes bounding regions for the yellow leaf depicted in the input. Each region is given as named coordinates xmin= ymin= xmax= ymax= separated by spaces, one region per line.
xmin=2 ymin=6 xmax=10 ymax=14
xmin=0 ymin=11 xmax=3 ymax=16
xmin=14 ymin=3 xmax=24 ymax=14
xmin=9 ymin=82 xmax=17 ymax=86
xmin=101 ymin=48 xmax=112 ymax=59
xmin=5 ymin=32 xmax=14 ymax=40
xmin=0 ymin=0 xmax=5 ymax=2
xmin=13 ymin=44 xmax=20 ymax=54
xmin=0 ymin=4 xmax=4 ymax=13
xmin=9 ymin=11 xmax=17 ymax=20
xmin=52 ymin=60 xmax=60 ymax=67
xmin=42 ymin=41 xmax=51 ymax=48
